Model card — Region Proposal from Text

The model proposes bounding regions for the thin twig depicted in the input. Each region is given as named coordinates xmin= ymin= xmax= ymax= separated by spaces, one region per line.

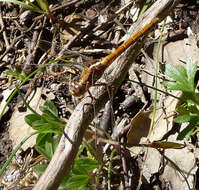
xmin=0 ymin=12 xmax=9 ymax=48
xmin=0 ymin=34 xmax=24 ymax=62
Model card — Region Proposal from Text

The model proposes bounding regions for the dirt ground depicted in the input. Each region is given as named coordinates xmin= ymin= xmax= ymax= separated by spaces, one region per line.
xmin=1 ymin=0 xmax=199 ymax=189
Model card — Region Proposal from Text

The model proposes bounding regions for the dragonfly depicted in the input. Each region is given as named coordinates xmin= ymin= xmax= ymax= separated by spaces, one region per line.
xmin=69 ymin=17 xmax=160 ymax=96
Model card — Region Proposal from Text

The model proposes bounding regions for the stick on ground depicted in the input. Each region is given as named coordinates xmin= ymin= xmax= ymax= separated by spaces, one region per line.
xmin=33 ymin=0 xmax=180 ymax=189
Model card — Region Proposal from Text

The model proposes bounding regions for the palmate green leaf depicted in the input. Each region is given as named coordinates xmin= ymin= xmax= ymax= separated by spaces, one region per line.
xmin=36 ymin=144 xmax=51 ymax=160
xmin=29 ymin=117 xmax=61 ymax=134
xmin=36 ymin=139 xmax=58 ymax=160
xmin=28 ymin=115 xmax=63 ymax=135
xmin=186 ymin=59 xmax=198 ymax=91
xmin=163 ymin=81 xmax=187 ymax=91
xmin=183 ymin=92 xmax=199 ymax=105
xmin=42 ymin=112 xmax=61 ymax=123
xmin=31 ymin=121 xmax=63 ymax=135
xmin=165 ymin=64 xmax=188 ymax=85
xmin=35 ymin=133 xmax=58 ymax=160
xmin=25 ymin=101 xmax=65 ymax=135
xmin=164 ymin=64 xmax=191 ymax=91
xmin=177 ymin=122 xmax=196 ymax=140
xmin=36 ymin=133 xmax=51 ymax=146
xmin=65 ymin=175 xmax=90 ymax=189
xmin=40 ymin=100 xmax=58 ymax=118
xmin=44 ymin=141 xmax=55 ymax=159
xmin=25 ymin=114 xmax=42 ymax=126
xmin=72 ymin=158 xmax=99 ymax=175
xmin=0 ymin=0 xmax=44 ymax=13
xmin=41 ymin=117 xmax=65 ymax=132
xmin=174 ymin=114 xmax=192 ymax=123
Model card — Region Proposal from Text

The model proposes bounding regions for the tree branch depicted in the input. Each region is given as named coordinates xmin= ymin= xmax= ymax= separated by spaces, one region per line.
xmin=33 ymin=0 xmax=180 ymax=189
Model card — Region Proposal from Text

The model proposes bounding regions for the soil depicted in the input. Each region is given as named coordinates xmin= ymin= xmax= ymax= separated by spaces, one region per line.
xmin=0 ymin=0 xmax=199 ymax=189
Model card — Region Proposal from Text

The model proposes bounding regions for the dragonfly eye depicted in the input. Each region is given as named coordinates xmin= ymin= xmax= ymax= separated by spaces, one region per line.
xmin=69 ymin=80 xmax=87 ymax=97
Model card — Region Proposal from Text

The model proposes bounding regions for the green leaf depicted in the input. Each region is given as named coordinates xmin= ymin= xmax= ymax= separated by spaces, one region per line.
xmin=175 ymin=103 xmax=199 ymax=115
xmin=177 ymin=65 xmax=187 ymax=78
xmin=186 ymin=59 xmax=198 ymax=91
xmin=44 ymin=141 xmax=55 ymax=159
xmin=175 ymin=114 xmax=199 ymax=140
xmin=36 ymin=133 xmax=58 ymax=160
xmin=73 ymin=158 xmax=98 ymax=175
xmin=65 ymin=175 xmax=90 ymax=189
xmin=83 ymin=141 xmax=98 ymax=162
xmin=163 ymin=60 xmax=199 ymax=141
xmin=36 ymin=140 xmax=57 ymax=160
xmin=164 ymin=64 xmax=191 ymax=91
xmin=183 ymin=92 xmax=199 ymax=105
xmin=36 ymin=145 xmax=51 ymax=160
xmin=34 ymin=164 xmax=48 ymax=174
xmin=30 ymin=118 xmax=63 ymax=135
xmin=25 ymin=101 xmax=65 ymax=135
xmin=177 ymin=122 xmax=196 ymax=140
xmin=187 ymin=105 xmax=199 ymax=114
xmin=174 ymin=114 xmax=191 ymax=123
xmin=41 ymin=100 xmax=58 ymax=117
xmin=175 ymin=104 xmax=189 ymax=115
xmin=25 ymin=114 xmax=42 ymax=126
xmin=148 ymin=141 xmax=184 ymax=149
xmin=175 ymin=114 xmax=199 ymax=123
xmin=165 ymin=64 xmax=187 ymax=86
xmin=36 ymin=0 xmax=49 ymax=11
xmin=40 ymin=112 xmax=58 ymax=123
xmin=36 ymin=133 xmax=51 ymax=146
xmin=0 ymin=0 xmax=44 ymax=13
xmin=7 ymin=71 xmax=26 ymax=80
xmin=163 ymin=81 xmax=185 ymax=91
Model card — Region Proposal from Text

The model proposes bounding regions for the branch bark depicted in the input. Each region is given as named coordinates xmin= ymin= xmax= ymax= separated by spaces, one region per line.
xmin=33 ymin=0 xmax=180 ymax=189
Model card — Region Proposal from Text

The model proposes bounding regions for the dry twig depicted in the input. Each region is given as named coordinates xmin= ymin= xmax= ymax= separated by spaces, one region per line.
xmin=33 ymin=0 xmax=180 ymax=189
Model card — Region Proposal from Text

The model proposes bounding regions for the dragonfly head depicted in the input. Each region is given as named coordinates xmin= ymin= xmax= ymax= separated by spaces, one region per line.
xmin=69 ymin=79 xmax=88 ymax=97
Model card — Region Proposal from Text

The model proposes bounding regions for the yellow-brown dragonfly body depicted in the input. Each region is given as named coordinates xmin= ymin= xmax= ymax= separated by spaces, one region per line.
xmin=70 ymin=18 xmax=159 ymax=96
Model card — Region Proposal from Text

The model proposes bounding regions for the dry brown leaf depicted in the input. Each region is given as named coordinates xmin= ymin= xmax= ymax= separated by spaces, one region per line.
xmin=9 ymin=88 xmax=45 ymax=150
xmin=135 ymin=35 xmax=199 ymax=190
xmin=127 ymin=106 xmax=152 ymax=145
xmin=61 ymin=14 xmax=85 ymax=43
xmin=156 ymin=35 xmax=199 ymax=66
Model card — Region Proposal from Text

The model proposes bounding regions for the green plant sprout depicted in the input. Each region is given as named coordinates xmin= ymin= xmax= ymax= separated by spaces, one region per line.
xmin=25 ymin=100 xmax=65 ymax=135
xmin=27 ymin=101 xmax=100 ymax=189
xmin=0 ymin=0 xmax=44 ymax=13
xmin=163 ymin=58 xmax=199 ymax=140
xmin=0 ymin=55 xmax=75 ymax=121
xmin=0 ymin=131 xmax=39 ymax=177
xmin=0 ymin=0 xmax=55 ymax=22
xmin=0 ymin=99 xmax=100 ymax=189
xmin=34 ymin=132 xmax=100 ymax=189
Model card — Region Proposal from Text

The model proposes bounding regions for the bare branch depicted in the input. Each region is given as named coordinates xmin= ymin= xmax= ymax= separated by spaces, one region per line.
xmin=33 ymin=0 xmax=180 ymax=189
